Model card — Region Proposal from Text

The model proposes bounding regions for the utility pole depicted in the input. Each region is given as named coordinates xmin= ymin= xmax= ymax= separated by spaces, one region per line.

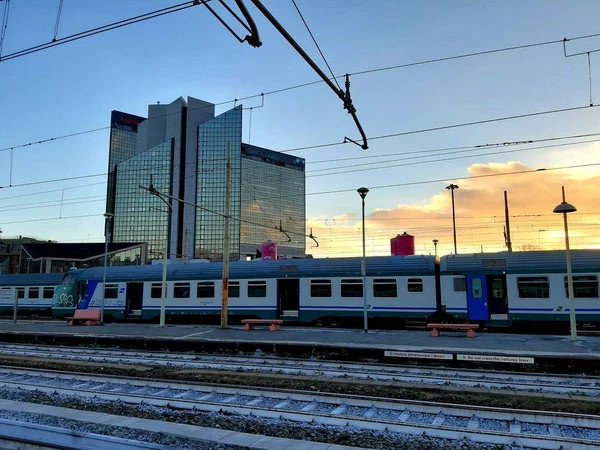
xmin=504 ymin=191 xmax=513 ymax=252
xmin=446 ymin=184 xmax=459 ymax=254
xmin=221 ymin=145 xmax=231 ymax=329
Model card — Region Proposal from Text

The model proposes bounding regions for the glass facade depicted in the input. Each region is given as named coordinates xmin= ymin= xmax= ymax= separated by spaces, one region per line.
xmin=106 ymin=111 xmax=145 ymax=217
xmin=195 ymin=107 xmax=242 ymax=261
xmin=240 ymin=145 xmax=305 ymax=258
xmin=113 ymin=139 xmax=174 ymax=259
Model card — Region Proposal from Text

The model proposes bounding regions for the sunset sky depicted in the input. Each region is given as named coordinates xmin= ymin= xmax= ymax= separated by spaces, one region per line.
xmin=1 ymin=0 xmax=600 ymax=258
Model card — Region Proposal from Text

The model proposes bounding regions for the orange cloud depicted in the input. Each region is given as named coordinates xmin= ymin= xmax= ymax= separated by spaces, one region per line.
xmin=306 ymin=161 xmax=600 ymax=258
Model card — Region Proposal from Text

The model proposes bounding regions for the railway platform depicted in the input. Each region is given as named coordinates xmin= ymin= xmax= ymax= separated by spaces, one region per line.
xmin=0 ymin=321 xmax=599 ymax=372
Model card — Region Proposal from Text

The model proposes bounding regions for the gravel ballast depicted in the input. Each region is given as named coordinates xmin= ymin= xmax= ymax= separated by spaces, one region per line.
xmin=0 ymin=387 xmax=537 ymax=450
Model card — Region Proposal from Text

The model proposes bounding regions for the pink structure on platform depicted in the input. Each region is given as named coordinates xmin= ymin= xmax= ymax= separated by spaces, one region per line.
xmin=261 ymin=240 xmax=278 ymax=260
xmin=390 ymin=232 xmax=415 ymax=256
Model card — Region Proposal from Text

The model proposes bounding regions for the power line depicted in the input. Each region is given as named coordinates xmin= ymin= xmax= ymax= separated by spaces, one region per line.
xmin=307 ymin=161 xmax=600 ymax=196
xmin=0 ymin=1 xmax=205 ymax=63
xmin=306 ymin=137 xmax=600 ymax=177
xmin=5 ymin=29 xmax=600 ymax=155
xmin=0 ymin=213 xmax=101 ymax=225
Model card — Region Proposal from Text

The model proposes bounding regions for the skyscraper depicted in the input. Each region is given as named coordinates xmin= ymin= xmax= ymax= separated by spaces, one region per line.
xmin=106 ymin=96 xmax=306 ymax=261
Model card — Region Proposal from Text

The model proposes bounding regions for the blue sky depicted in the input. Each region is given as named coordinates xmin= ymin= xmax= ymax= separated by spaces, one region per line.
xmin=1 ymin=0 xmax=600 ymax=256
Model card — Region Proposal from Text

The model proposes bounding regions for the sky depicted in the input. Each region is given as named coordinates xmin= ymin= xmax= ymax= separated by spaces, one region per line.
xmin=1 ymin=0 xmax=600 ymax=258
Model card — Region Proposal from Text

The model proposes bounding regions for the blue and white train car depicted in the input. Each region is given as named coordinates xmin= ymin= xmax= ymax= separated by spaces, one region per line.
xmin=51 ymin=255 xmax=439 ymax=324
xmin=440 ymin=250 xmax=600 ymax=326
xmin=0 ymin=274 xmax=62 ymax=316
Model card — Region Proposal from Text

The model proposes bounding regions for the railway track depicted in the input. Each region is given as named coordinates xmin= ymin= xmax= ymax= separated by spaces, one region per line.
xmin=0 ymin=366 xmax=597 ymax=449
xmin=0 ymin=343 xmax=599 ymax=397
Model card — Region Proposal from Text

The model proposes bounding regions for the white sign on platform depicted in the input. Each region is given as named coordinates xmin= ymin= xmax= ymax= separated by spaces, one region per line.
xmin=384 ymin=350 xmax=453 ymax=360
xmin=456 ymin=354 xmax=534 ymax=364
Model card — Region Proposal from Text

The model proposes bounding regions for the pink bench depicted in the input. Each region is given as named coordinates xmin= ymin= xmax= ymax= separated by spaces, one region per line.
xmin=427 ymin=323 xmax=479 ymax=338
xmin=241 ymin=319 xmax=283 ymax=331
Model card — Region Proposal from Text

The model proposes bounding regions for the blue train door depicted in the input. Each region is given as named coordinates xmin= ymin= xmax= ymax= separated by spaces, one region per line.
xmin=466 ymin=275 xmax=489 ymax=321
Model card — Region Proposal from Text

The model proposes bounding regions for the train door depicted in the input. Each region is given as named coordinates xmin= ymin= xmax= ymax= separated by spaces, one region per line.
xmin=466 ymin=275 xmax=489 ymax=321
xmin=486 ymin=274 xmax=508 ymax=320
xmin=277 ymin=279 xmax=299 ymax=320
xmin=77 ymin=281 xmax=89 ymax=309
xmin=126 ymin=282 xmax=143 ymax=318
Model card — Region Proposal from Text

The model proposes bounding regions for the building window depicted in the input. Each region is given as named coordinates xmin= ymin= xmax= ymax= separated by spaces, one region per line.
xmin=197 ymin=282 xmax=214 ymax=298
xmin=16 ymin=288 xmax=25 ymax=299
xmin=517 ymin=277 xmax=550 ymax=298
xmin=373 ymin=279 xmax=397 ymax=297
xmin=310 ymin=279 xmax=331 ymax=297
xmin=564 ymin=275 xmax=598 ymax=298
xmin=105 ymin=284 xmax=119 ymax=299
xmin=248 ymin=281 xmax=267 ymax=298
xmin=29 ymin=288 xmax=39 ymax=299
xmin=341 ymin=279 xmax=363 ymax=297
xmin=453 ymin=278 xmax=466 ymax=292
xmin=151 ymin=283 xmax=163 ymax=299
xmin=470 ymin=278 xmax=483 ymax=299
xmin=174 ymin=282 xmax=190 ymax=299
xmin=229 ymin=281 xmax=240 ymax=298
xmin=43 ymin=287 xmax=54 ymax=299
xmin=407 ymin=278 xmax=424 ymax=293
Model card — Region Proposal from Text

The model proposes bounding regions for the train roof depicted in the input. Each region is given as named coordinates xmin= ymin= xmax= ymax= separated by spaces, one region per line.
xmin=70 ymin=255 xmax=438 ymax=283
xmin=0 ymin=273 xmax=64 ymax=286
xmin=440 ymin=250 xmax=600 ymax=273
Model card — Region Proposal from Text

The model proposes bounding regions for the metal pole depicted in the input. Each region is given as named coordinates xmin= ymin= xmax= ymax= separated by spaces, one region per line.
xmin=562 ymin=187 xmax=577 ymax=341
xmin=101 ymin=219 xmax=109 ymax=324
xmin=504 ymin=191 xmax=513 ymax=252
xmin=160 ymin=231 xmax=168 ymax=327
xmin=12 ymin=288 xmax=18 ymax=324
xmin=451 ymin=188 xmax=457 ymax=254
xmin=221 ymin=145 xmax=231 ymax=328
xmin=361 ymin=196 xmax=367 ymax=333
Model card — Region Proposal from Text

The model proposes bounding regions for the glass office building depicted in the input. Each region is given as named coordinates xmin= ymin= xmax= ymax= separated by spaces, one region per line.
xmin=112 ymin=139 xmax=173 ymax=259
xmin=108 ymin=97 xmax=306 ymax=262
xmin=106 ymin=111 xmax=146 ymax=218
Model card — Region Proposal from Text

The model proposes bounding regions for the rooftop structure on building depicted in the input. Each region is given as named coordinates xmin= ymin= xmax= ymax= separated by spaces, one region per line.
xmin=106 ymin=96 xmax=306 ymax=262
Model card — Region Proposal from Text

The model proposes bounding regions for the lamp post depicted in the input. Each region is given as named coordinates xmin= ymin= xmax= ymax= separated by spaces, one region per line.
xmin=101 ymin=213 xmax=113 ymax=324
xmin=553 ymin=186 xmax=577 ymax=341
xmin=357 ymin=187 xmax=369 ymax=333
xmin=446 ymin=184 xmax=459 ymax=254
xmin=432 ymin=239 xmax=439 ymax=256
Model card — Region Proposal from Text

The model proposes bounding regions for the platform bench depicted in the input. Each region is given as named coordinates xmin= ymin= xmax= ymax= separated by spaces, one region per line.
xmin=241 ymin=319 xmax=283 ymax=331
xmin=427 ymin=323 xmax=479 ymax=338
xmin=66 ymin=309 xmax=102 ymax=326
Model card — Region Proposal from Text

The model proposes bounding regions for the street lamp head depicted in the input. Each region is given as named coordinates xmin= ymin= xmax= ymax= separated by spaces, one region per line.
xmin=446 ymin=184 xmax=459 ymax=190
xmin=357 ymin=187 xmax=369 ymax=199
xmin=553 ymin=202 xmax=577 ymax=214
xmin=432 ymin=239 xmax=439 ymax=244
xmin=103 ymin=213 xmax=114 ymax=220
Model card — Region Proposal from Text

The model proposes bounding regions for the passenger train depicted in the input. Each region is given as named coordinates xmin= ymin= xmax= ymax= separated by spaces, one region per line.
xmin=2 ymin=250 xmax=600 ymax=329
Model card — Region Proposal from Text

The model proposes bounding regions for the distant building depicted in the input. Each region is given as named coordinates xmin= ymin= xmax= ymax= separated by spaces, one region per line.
xmin=106 ymin=96 xmax=306 ymax=262
xmin=0 ymin=237 xmax=146 ymax=274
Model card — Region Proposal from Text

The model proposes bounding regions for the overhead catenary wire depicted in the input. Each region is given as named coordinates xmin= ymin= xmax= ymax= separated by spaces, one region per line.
xmin=52 ymin=0 xmax=65 ymax=42
xmin=0 ymin=1 xmax=206 ymax=63
xmin=290 ymin=0 xmax=341 ymax=92
xmin=5 ymin=29 xmax=600 ymax=155
xmin=0 ymin=0 xmax=9 ymax=58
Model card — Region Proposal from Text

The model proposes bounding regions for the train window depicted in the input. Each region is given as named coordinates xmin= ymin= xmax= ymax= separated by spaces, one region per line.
xmin=43 ymin=287 xmax=54 ymax=299
xmin=197 ymin=282 xmax=214 ymax=298
xmin=16 ymin=288 xmax=25 ymax=299
xmin=517 ymin=277 xmax=550 ymax=298
xmin=229 ymin=281 xmax=240 ymax=298
xmin=174 ymin=282 xmax=190 ymax=298
xmin=373 ymin=279 xmax=397 ymax=297
xmin=248 ymin=281 xmax=267 ymax=298
xmin=61 ymin=275 xmax=74 ymax=285
xmin=104 ymin=284 xmax=119 ymax=299
xmin=341 ymin=279 xmax=363 ymax=297
xmin=471 ymin=278 xmax=483 ymax=299
xmin=564 ymin=275 xmax=599 ymax=298
xmin=29 ymin=288 xmax=39 ymax=299
xmin=407 ymin=278 xmax=423 ymax=293
xmin=453 ymin=278 xmax=466 ymax=292
xmin=311 ymin=280 xmax=331 ymax=297
xmin=151 ymin=283 xmax=163 ymax=299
